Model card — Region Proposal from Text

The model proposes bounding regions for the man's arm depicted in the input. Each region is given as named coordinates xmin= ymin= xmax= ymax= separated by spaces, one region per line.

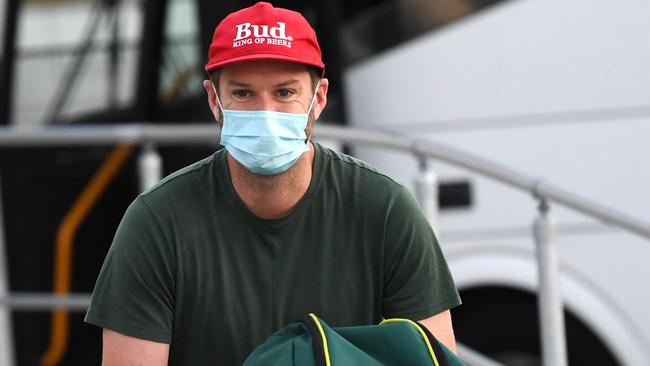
xmin=103 ymin=329 xmax=170 ymax=366
xmin=418 ymin=309 xmax=457 ymax=354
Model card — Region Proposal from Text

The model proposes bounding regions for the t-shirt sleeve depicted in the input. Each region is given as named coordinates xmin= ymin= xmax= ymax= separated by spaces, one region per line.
xmin=84 ymin=196 xmax=175 ymax=343
xmin=381 ymin=186 xmax=461 ymax=320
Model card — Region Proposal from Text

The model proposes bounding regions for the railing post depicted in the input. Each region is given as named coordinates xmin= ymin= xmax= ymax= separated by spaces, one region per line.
xmin=138 ymin=142 xmax=163 ymax=192
xmin=533 ymin=198 xmax=568 ymax=366
xmin=0 ymin=175 xmax=16 ymax=366
xmin=414 ymin=157 xmax=439 ymax=234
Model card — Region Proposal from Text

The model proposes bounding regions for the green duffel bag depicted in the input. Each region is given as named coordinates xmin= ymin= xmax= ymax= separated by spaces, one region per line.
xmin=243 ymin=313 xmax=465 ymax=366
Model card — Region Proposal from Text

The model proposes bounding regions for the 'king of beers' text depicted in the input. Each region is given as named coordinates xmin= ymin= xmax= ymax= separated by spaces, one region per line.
xmin=232 ymin=22 xmax=293 ymax=48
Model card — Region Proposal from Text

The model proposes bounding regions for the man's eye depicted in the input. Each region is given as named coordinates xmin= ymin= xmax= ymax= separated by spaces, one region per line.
xmin=276 ymin=89 xmax=294 ymax=97
xmin=233 ymin=90 xmax=251 ymax=98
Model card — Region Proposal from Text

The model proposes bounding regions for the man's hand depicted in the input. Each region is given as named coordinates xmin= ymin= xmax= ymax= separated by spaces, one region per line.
xmin=102 ymin=328 xmax=170 ymax=366
xmin=418 ymin=309 xmax=457 ymax=354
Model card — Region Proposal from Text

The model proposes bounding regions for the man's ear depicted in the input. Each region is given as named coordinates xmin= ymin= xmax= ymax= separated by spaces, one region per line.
xmin=202 ymin=80 xmax=222 ymax=123
xmin=312 ymin=78 xmax=329 ymax=120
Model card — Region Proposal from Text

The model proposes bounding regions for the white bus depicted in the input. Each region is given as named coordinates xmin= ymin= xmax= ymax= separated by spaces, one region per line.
xmin=344 ymin=0 xmax=650 ymax=365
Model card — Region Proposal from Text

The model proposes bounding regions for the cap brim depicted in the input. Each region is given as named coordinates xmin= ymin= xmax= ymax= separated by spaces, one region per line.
xmin=205 ymin=53 xmax=325 ymax=75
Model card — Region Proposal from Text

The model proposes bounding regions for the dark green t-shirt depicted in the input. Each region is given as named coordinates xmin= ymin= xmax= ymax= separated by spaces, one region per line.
xmin=85 ymin=142 xmax=461 ymax=365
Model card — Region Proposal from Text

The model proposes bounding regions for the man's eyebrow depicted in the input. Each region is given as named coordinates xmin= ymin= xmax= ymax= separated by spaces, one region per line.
xmin=273 ymin=79 xmax=301 ymax=88
xmin=226 ymin=80 xmax=252 ymax=88
xmin=224 ymin=80 xmax=301 ymax=88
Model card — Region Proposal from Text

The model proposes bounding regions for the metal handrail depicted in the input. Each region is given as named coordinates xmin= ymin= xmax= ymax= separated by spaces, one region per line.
xmin=0 ymin=293 xmax=91 ymax=311
xmin=0 ymin=123 xmax=647 ymax=239
xmin=0 ymin=124 xmax=220 ymax=146
xmin=316 ymin=126 xmax=650 ymax=239
xmin=1 ymin=123 xmax=649 ymax=366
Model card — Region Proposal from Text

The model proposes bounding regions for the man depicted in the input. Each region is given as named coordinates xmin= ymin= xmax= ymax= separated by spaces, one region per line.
xmin=85 ymin=2 xmax=461 ymax=365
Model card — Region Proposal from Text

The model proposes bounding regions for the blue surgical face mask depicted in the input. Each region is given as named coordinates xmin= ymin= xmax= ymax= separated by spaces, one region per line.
xmin=214 ymin=82 xmax=319 ymax=176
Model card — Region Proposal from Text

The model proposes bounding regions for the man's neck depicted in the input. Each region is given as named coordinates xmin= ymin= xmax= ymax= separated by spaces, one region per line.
xmin=227 ymin=143 xmax=315 ymax=219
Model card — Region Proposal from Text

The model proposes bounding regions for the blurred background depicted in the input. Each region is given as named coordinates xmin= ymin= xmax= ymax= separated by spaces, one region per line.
xmin=1 ymin=0 xmax=649 ymax=365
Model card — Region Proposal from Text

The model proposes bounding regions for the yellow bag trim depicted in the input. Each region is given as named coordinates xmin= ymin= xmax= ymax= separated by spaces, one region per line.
xmin=309 ymin=313 xmax=332 ymax=366
xmin=380 ymin=318 xmax=440 ymax=366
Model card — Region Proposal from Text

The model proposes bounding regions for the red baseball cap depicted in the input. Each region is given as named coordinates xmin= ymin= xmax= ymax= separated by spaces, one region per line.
xmin=205 ymin=2 xmax=325 ymax=75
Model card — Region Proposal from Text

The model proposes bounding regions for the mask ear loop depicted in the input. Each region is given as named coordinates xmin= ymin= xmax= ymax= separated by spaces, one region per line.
xmin=306 ymin=80 xmax=320 ymax=116
xmin=305 ymin=80 xmax=321 ymax=146
xmin=212 ymin=84 xmax=225 ymax=122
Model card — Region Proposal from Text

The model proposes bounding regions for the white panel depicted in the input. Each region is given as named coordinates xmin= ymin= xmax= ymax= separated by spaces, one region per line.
xmin=345 ymin=0 xmax=650 ymax=125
